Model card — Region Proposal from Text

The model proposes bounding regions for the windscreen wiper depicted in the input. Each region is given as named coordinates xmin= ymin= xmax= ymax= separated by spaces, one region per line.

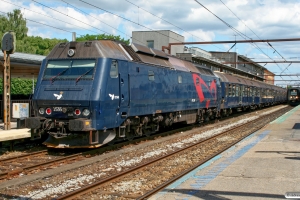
xmin=50 ymin=67 xmax=70 ymax=83
xmin=75 ymin=68 xmax=94 ymax=83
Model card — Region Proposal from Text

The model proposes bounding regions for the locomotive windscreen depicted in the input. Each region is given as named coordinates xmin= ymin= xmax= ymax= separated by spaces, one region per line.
xmin=43 ymin=59 xmax=96 ymax=80
xmin=290 ymin=89 xmax=297 ymax=96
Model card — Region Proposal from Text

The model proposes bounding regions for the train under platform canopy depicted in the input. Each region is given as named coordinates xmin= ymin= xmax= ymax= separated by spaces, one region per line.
xmin=0 ymin=51 xmax=45 ymax=78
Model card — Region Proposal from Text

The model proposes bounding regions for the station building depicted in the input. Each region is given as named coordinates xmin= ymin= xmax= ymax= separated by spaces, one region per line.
xmin=0 ymin=51 xmax=45 ymax=120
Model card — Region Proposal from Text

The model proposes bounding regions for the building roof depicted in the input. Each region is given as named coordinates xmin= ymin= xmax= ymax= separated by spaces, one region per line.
xmin=238 ymin=55 xmax=267 ymax=70
xmin=0 ymin=51 xmax=45 ymax=66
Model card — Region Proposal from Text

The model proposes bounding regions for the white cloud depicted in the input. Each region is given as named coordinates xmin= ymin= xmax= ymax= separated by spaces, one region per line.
xmin=1 ymin=0 xmax=300 ymax=78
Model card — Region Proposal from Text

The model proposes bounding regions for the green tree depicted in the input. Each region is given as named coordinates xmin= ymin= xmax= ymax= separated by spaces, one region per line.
xmin=0 ymin=9 xmax=28 ymax=47
xmin=76 ymin=34 xmax=130 ymax=45
xmin=6 ymin=9 xmax=28 ymax=40
xmin=1 ymin=10 xmax=129 ymax=55
xmin=0 ymin=79 xmax=36 ymax=95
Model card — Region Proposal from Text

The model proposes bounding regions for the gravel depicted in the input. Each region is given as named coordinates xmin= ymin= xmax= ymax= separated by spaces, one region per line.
xmin=0 ymin=105 xmax=287 ymax=200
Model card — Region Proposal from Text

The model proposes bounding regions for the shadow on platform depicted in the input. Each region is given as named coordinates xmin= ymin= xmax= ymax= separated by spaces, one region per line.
xmin=160 ymin=189 xmax=284 ymax=199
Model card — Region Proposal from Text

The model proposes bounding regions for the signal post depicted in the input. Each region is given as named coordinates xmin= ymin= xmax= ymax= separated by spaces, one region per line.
xmin=1 ymin=31 xmax=15 ymax=130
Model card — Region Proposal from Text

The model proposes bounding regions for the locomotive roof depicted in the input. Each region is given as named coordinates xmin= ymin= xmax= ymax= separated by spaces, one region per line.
xmin=46 ymin=40 xmax=215 ymax=76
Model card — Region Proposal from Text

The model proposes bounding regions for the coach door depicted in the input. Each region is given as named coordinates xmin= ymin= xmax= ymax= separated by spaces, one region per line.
xmin=118 ymin=60 xmax=129 ymax=119
xmin=239 ymin=85 xmax=243 ymax=105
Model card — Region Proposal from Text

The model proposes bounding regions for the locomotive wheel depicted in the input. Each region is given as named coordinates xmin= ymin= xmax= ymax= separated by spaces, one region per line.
xmin=107 ymin=139 xmax=115 ymax=146
xmin=126 ymin=131 xmax=135 ymax=141
xmin=143 ymin=128 xmax=151 ymax=137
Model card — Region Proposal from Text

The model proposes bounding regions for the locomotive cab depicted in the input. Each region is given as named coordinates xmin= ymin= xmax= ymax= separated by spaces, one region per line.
xmin=25 ymin=41 xmax=131 ymax=148
xmin=287 ymin=88 xmax=300 ymax=106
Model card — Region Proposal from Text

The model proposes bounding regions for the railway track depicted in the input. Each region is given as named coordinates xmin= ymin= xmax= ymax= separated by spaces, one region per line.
xmin=0 ymin=125 xmax=194 ymax=182
xmin=0 ymin=150 xmax=84 ymax=181
xmin=54 ymin=106 xmax=290 ymax=199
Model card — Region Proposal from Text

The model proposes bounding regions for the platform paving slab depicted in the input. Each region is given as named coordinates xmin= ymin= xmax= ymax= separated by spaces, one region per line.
xmin=150 ymin=106 xmax=300 ymax=200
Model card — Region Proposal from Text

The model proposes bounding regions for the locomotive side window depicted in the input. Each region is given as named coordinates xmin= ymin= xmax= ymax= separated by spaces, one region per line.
xmin=148 ymin=70 xmax=155 ymax=81
xmin=178 ymin=75 xmax=182 ymax=83
xmin=110 ymin=60 xmax=118 ymax=78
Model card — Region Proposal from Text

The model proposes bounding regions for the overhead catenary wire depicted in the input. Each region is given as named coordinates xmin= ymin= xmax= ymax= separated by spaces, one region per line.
xmin=219 ymin=0 xmax=288 ymax=62
xmin=60 ymin=0 xmax=149 ymax=46
xmin=78 ymin=0 xmax=190 ymax=45
xmin=194 ymin=0 xmax=287 ymax=81
xmin=0 ymin=0 xmax=99 ymax=36
xmin=60 ymin=0 xmax=135 ymax=44
xmin=124 ymin=0 xmax=225 ymax=51
xmin=32 ymin=0 xmax=115 ymax=38
xmin=0 ymin=10 xmax=84 ymax=36
xmin=219 ymin=0 xmax=294 ymax=79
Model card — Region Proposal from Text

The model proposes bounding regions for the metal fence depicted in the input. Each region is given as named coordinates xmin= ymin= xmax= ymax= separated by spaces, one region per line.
xmin=0 ymin=100 xmax=33 ymax=121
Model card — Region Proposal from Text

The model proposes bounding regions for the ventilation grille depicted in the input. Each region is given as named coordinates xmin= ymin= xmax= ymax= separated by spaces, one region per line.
xmin=121 ymin=44 xmax=142 ymax=62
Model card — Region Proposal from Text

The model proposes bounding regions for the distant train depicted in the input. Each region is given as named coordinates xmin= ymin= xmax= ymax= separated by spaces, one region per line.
xmin=25 ymin=40 xmax=287 ymax=148
xmin=287 ymin=87 xmax=300 ymax=106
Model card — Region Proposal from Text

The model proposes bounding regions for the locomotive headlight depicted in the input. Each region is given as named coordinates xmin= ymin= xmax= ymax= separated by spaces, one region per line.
xmin=39 ymin=107 xmax=45 ymax=115
xmin=46 ymin=108 xmax=52 ymax=115
xmin=74 ymin=109 xmax=81 ymax=116
xmin=82 ymin=109 xmax=90 ymax=116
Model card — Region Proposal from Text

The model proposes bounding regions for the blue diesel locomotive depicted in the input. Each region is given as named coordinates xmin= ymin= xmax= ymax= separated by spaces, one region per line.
xmin=25 ymin=40 xmax=286 ymax=148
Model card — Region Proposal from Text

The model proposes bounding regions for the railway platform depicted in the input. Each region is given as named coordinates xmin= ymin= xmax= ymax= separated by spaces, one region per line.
xmin=150 ymin=105 xmax=300 ymax=200
xmin=0 ymin=122 xmax=31 ymax=149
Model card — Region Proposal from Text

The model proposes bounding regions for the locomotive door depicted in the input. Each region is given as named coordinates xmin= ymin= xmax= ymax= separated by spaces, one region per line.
xmin=118 ymin=60 xmax=129 ymax=119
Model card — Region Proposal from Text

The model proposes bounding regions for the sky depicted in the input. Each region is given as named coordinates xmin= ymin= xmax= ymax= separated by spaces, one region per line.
xmin=1 ymin=0 xmax=300 ymax=86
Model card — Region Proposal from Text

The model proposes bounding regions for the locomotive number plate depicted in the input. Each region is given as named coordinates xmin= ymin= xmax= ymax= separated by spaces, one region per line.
xmin=53 ymin=107 xmax=62 ymax=112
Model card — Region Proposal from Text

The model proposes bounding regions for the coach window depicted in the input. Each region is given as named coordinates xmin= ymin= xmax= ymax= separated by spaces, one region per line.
xmin=232 ymin=85 xmax=236 ymax=97
xmin=228 ymin=84 xmax=232 ymax=97
xmin=236 ymin=85 xmax=240 ymax=97
xmin=148 ymin=70 xmax=155 ymax=81
xmin=110 ymin=60 xmax=118 ymax=78
xmin=241 ymin=85 xmax=244 ymax=97
xmin=178 ymin=75 xmax=182 ymax=83
xmin=225 ymin=84 xmax=229 ymax=97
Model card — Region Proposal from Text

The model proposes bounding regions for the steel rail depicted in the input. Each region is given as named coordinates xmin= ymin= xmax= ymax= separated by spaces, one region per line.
xmin=56 ymin=106 xmax=290 ymax=199
xmin=137 ymin=107 xmax=289 ymax=199
xmin=0 ymin=150 xmax=48 ymax=163
xmin=0 ymin=152 xmax=84 ymax=180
